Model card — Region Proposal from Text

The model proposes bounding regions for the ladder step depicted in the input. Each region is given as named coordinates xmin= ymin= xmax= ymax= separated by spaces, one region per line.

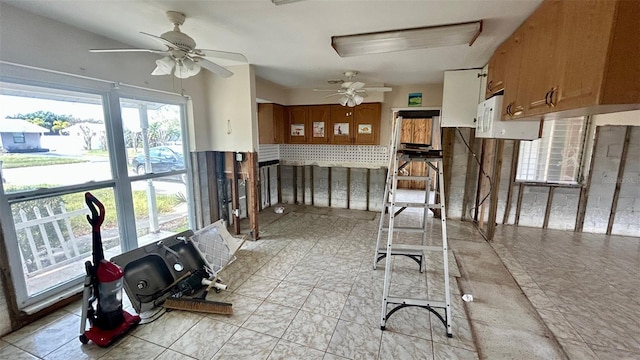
xmin=396 ymin=175 xmax=430 ymax=181
xmin=381 ymin=226 xmax=425 ymax=233
xmin=378 ymin=244 xmax=443 ymax=255
xmin=386 ymin=297 xmax=447 ymax=309
xmin=386 ymin=202 xmax=440 ymax=208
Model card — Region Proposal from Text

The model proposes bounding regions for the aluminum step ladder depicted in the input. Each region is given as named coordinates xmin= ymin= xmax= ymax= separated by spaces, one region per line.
xmin=373 ymin=114 xmax=452 ymax=337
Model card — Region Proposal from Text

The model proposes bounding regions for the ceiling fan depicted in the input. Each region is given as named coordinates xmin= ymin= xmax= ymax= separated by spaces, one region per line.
xmin=89 ymin=11 xmax=247 ymax=79
xmin=314 ymin=71 xmax=392 ymax=107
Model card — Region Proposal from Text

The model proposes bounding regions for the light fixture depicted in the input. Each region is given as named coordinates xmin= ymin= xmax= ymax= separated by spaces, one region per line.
xmin=152 ymin=56 xmax=174 ymax=75
xmin=152 ymin=56 xmax=201 ymax=79
xmin=331 ymin=20 xmax=483 ymax=57
xmin=339 ymin=95 xmax=349 ymax=106
xmin=271 ymin=0 xmax=305 ymax=5
xmin=339 ymin=93 xmax=365 ymax=107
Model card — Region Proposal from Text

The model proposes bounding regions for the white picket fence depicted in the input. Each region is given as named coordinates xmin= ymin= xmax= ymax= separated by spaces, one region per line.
xmin=14 ymin=203 xmax=90 ymax=275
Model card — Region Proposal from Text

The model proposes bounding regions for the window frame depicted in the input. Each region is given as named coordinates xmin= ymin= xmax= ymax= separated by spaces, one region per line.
xmin=0 ymin=65 xmax=193 ymax=311
xmin=12 ymin=132 xmax=26 ymax=144
xmin=515 ymin=116 xmax=590 ymax=185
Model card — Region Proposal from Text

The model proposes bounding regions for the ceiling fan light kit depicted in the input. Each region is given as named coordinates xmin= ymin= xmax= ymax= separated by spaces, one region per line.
xmin=332 ymin=20 xmax=483 ymax=57
xmin=315 ymin=71 xmax=389 ymax=107
xmin=89 ymin=10 xmax=246 ymax=79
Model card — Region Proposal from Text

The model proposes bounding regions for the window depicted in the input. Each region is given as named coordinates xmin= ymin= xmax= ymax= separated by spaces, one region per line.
xmin=516 ymin=117 xmax=587 ymax=184
xmin=12 ymin=133 xmax=25 ymax=143
xmin=0 ymin=77 xmax=192 ymax=310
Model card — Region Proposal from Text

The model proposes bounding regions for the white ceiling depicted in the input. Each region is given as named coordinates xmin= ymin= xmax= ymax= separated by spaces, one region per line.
xmin=3 ymin=0 xmax=542 ymax=89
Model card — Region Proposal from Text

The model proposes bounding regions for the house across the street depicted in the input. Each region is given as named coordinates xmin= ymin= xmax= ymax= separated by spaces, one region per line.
xmin=0 ymin=118 xmax=49 ymax=153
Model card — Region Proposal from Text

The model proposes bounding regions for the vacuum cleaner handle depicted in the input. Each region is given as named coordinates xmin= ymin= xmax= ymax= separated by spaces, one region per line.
xmin=85 ymin=192 xmax=105 ymax=230
xmin=85 ymin=192 xmax=106 ymax=264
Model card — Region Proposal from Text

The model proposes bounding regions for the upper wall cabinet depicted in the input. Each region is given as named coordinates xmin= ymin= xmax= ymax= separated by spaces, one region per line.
xmin=258 ymin=103 xmax=284 ymax=144
xmin=282 ymin=103 xmax=381 ymax=145
xmin=441 ymin=69 xmax=483 ymax=127
xmin=308 ymin=105 xmax=331 ymax=144
xmin=491 ymin=0 xmax=640 ymax=120
xmin=285 ymin=106 xmax=309 ymax=143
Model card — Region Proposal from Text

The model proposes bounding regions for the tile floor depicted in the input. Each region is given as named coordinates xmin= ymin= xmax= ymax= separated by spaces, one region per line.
xmin=0 ymin=204 xmax=478 ymax=360
xmin=3 ymin=198 xmax=636 ymax=359
xmin=492 ymin=226 xmax=640 ymax=360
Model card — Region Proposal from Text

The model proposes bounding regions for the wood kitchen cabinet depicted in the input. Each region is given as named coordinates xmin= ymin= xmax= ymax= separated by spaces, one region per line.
xmin=485 ymin=40 xmax=508 ymax=99
xmin=330 ymin=103 xmax=381 ymax=145
xmin=257 ymin=103 xmax=284 ymax=144
xmin=488 ymin=0 xmax=640 ymax=121
xmin=285 ymin=106 xmax=309 ymax=143
xmin=308 ymin=105 xmax=331 ymax=144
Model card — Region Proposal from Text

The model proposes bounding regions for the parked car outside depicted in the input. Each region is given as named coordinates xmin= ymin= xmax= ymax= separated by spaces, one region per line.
xmin=131 ymin=146 xmax=186 ymax=182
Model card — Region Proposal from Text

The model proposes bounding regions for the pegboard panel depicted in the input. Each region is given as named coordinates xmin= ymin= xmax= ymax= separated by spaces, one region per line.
xmin=258 ymin=144 xmax=280 ymax=162
xmin=280 ymin=144 xmax=388 ymax=168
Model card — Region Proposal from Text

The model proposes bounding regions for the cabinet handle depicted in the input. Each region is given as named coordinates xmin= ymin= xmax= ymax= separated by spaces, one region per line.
xmin=487 ymin=80 xmax=494 ymax=92
xmin=548 ymin=87 xmax=558 ymax=108
xmin=512 ymin=105 xmax=524 ymax=116
xmin=506 ymin=102 xmax=513 ymax=116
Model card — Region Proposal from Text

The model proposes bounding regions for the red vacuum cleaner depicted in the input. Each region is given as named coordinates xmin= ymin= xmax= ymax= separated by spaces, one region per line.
xmin=79 ymin=192 xmax=140 ymax=347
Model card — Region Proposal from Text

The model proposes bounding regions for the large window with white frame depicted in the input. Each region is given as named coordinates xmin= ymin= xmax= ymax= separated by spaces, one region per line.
xmin=0 ymin=76 xmax=192 ymax=310
xmin=516 ymin=117 xmax=588 ymax=184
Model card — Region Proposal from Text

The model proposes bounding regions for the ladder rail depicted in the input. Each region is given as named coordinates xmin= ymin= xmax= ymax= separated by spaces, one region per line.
xmin=375 ymin=114 xmax=453 ymax=337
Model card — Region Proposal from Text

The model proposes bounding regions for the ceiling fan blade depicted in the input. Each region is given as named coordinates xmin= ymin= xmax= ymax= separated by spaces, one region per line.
xmin=313 ymin=89 xmax=340 ymax=92
xmin=362 ymin=86 xmax=393 ymax=92
xmin=195 ymin=49 xmax=247 ymax=63
xmin=89 ymin=48 xmax=169 ymax=54
xmin=323 ymin=93 xmax=342 ymax=98
xmin=140 ymin=31 xmax=177 ymax=49
xmin=350 ymin=82 xmax=366 ymax=90
xmin=195 ymin=57 xmax=233 ymax=78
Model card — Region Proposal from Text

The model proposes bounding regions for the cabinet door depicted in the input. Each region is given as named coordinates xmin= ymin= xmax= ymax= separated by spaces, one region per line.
xmin=330 ymin=105 xmax=353 ymax=144
xmin=486 ymin=41 xmax=508 ymax=99
xmin=522 ymin=0 xmax=563 ymax=116
xmin=353 ymin=103 xmax=381 ymax=145
xmin=553 ymin=0 xmax=617 ymax=111
xmin=501 ymin=28 xmax=528 ymax=120
xmin=272 ymin=104 xmax=285 ymax=144
xmin=257 ymin=103 xmax=275 ymax=144
xmin=286 ymin=106 xmax=309 ymax=143
xmin=308 ymin=105 xmax=331 ymax=144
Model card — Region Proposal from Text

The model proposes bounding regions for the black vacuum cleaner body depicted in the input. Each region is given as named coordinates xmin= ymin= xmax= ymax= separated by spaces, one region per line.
xmin=79 ymin=192 xmax=140 ymax=347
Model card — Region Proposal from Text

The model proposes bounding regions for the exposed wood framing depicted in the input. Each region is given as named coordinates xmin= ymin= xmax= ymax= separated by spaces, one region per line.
xmin=277 ymin=164 xmax=282 ymax=204
xmin=474 ymin=139 xmax=488 ymax=223
xmin=607 ymin=126 xmax=632 ymax=234
xmin=502 ymin=141 xmax=520 ymax=224
xmin=461 ymin=129 xmax=479 ymax=221
xmin=328 ymin=167 xmax=332 ymax=206
xmin=293 ymin=165 xmax=298 ymax=204
xmin=347 ymin=167 xmax=351 ymax=209
xmin=258 ymin=167 xmax=263 ymax=212
xmin=575 ymin=126 xmax=600 ymax=232
xmin=301 ymin=166 xmax=306 ymax=205
xmin=0 ymin=222 xmax=21 ymax=331
xmin=191 ymin=152 xmax=204 ymax=229
xmin=477 ymin=139 xmax=494 ymax=229
xmin=487 ymin=140 xmax=504 ymax=241
xmin=542 ymin=187 xmax=555 ymax=229
xmin=515 ymin=183 xmax=524 ymax=226
xmin=366 ymin=168 xmax=371 ymax=211
xmin=267 ymin=166 xmax=272 ymax=208
xmin=442 ymin=128 xmax=455 ymax=209
xmin=231 ymin=153 xmax=240 ymax=235
xmin=248 ymin=152 xmax=260 ymax=240
xmin=310 ymin=166 xmax=315 ymax=206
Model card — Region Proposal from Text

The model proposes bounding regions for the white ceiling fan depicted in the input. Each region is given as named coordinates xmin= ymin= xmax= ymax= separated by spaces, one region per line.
xmin=89 ymin=11 xmax=247 ymax=79
xmin=314 ymin=71 xmax=392 ymax=107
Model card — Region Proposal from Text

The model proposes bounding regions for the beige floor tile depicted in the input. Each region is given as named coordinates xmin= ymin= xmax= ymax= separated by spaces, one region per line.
xmin=432 ymin=342 xmax=479 ymax=360
xmin=282 ymin=310 xmax=338 ymax=351
xmin=0 ymin=344 xmax=39 ymax=359
xmin=379 ymin=331 xmax=433 ymax=360
xmin=155 ymin=349 xmax=197 ymax=360
xmin=326 ymin=320 xmax=382 ymax=360
xmin=242 ymin=301 xmax=298 ymax=337
xmin=14 ymin=312 xmax=80 ymax=358
xmin=301 ymin=288 xmax=347 ymax=318
xmin=169 ymin=317 xmax=238 ymax=360
xmin=211 ymin=328 xmax=278 ymax=360
xmin=234 ymin=275 xmax=281 ymax=300
xmin=44 ymin=338 xmax=111 ymax=360
xmin=131 ymin=310 xmax=202 ymax=347
xmin=266 ymin=281 xmax=313 ymax=309
xmin=206 ymin=293 xmax=263 ymax=327
xmin=268 ymin=339 xmax=324 ymax=360
xmin=99 ymin=336 xmax=164 ymax=360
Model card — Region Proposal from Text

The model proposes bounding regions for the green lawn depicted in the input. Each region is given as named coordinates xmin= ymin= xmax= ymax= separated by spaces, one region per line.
xmin=0 ymin=154 xmax=88 ymax=168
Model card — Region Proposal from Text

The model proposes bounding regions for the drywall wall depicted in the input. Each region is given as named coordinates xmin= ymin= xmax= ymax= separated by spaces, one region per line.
xmin=593 ymin=110 xmax=640 ymax=126
xmin=381 ymin=84 xmax=444 ymax=146
xmin=256 ymin=77 xmax=289 ymax=104
xmin=202 ymin=64 xmax=258 ymax=152
xmin=287 ymin=88 xmax=385 ymax=106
